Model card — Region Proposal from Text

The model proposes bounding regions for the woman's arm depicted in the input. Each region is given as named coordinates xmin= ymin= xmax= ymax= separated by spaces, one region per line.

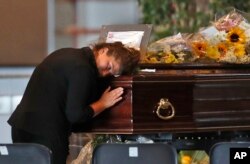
xmin=90 ymin=86 xmax=124 ymax=117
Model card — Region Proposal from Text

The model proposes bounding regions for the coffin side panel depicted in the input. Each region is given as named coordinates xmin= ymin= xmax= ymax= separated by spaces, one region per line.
xmin=133 ymin=80 xmax=195 ymax=133
xmin=83 ymin=77 xmax=133 ymax=133
xmin=193 ymin=80 xmax=250 ymax=128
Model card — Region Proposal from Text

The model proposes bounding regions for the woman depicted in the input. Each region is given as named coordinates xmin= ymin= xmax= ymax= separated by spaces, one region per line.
xmin=8 ymin=42 xmax=140 ymax=164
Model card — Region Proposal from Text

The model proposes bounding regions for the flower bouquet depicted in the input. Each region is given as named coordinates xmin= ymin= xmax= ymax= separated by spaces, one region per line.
xmin=197 ymin=9 xmax=250 ymax=63
xmin=144 ymin=9 xmax=250 ymax=64
xmin=143 ymin=33 xmax=194 ymax=64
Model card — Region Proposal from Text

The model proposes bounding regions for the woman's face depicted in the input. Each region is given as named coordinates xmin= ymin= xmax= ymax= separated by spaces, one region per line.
xmin=95 ymin=48 xmax=122 ymax=77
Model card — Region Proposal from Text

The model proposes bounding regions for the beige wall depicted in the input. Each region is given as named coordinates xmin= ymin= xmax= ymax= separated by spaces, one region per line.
xmin=0 ymin=0 xmax=48 ymax=66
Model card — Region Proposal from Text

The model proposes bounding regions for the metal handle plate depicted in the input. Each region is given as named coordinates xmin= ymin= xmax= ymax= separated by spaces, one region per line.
xmin=156 ymin=98 xmax=175 ymax=120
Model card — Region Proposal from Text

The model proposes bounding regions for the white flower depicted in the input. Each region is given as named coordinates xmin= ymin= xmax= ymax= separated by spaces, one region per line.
xmin=220 ymin=47 xmax=237 ymax=63
xmin=239 ymin=21 xmax=250 ymax=31
xmin=209 ymin=31 xmax=227 ymax=45
xmin=239 ymin=21 xmax=250 ymax=42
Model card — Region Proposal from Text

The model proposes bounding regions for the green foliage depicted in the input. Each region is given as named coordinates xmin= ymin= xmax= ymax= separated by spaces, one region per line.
xmin=138 ymin=0 xmax=250 ymax=41
xmin=91 ymin=135 xmax=109 ymax=149
xmin=91 ymin=134 xmax=123 ymax=149
xmin=210 ymin=0 xmax=250 ymax=13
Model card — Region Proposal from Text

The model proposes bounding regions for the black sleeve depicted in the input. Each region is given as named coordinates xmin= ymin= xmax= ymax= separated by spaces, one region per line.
xmin=65 ymin=66 xmax=95 ymax=124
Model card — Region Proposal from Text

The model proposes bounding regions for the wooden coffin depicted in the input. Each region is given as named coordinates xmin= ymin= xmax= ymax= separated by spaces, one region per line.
xmin=85 ymin=64 xmax=250 ymax=134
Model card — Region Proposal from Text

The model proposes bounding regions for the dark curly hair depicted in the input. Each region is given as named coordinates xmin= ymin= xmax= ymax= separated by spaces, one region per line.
xmin=93 ymin=42 xmax=141 ymax=75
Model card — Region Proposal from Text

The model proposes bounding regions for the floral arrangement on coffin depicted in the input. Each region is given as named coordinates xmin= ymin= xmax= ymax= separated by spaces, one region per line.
xmin=143 ymin=33 xmax=195 ymax=63
xmin=195 ymin=9 xmax=250 ymax=63
xmin=144 ymin=9 xmax=250 ymax=64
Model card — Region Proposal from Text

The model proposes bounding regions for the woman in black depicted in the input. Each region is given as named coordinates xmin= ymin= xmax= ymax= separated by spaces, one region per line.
xmin=8 ymin=42 xmax=140 ymax=164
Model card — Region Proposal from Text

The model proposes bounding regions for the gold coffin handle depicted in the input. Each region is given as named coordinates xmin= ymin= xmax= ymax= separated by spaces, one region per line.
xmin=156 ymin=98 xmax=175 ymax=120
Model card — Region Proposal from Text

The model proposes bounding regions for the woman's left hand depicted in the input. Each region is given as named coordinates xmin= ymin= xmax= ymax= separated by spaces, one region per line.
xmin=90 ymin=86 xmax=124 ymax=116
xmin=99 ymin=86 xmax=124 ymax=108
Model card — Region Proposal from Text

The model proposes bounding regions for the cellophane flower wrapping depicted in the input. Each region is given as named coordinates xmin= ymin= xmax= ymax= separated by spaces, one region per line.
xmin=199 ymin=9 xmax=250 ymax=63
xmin=71 ymin=134 xmax=123 ymax=164
xmin=71 ymin=140 xmax=93 ymax=164
xmin=145 ymin=9 xmax=250 ymax=64
xmin=144 ymin=33 xmax=194 ymax=64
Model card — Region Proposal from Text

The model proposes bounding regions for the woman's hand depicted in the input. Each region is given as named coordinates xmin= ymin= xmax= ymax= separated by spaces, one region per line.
xmin=90 ymin=86 xmax=124 ymax=116
xmin=100 ymin=86 xmax=124 ymax=108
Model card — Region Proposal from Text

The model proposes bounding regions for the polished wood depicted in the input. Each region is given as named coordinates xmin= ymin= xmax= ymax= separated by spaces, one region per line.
xmin=85 ymin=64 xmax=250 ymax=134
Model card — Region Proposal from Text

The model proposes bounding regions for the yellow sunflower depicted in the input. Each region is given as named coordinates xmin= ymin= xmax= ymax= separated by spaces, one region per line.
xmin=206 ymin=46 xmax=220 ymax=60
xmin=162 ymin=53 xmax=179 ymax=63
xmin=191 ymin=41 xmax=208 ymax=57
xmin=226 ymin=27 xmax=246 ymax=45
xmin=217 ymin=42 xmax=228 ymax=57
xmin=181 ymin=155 xmax=192 ymax=164
xmin=148 ymin=57 xmax=159 ymax=63
xmin=233 ymin=43 xmax=246 ymax=58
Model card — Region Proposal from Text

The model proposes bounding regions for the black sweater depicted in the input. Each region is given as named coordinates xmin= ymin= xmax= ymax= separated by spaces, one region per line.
xmin=8 ymin=47 xmax=102 ymax=136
